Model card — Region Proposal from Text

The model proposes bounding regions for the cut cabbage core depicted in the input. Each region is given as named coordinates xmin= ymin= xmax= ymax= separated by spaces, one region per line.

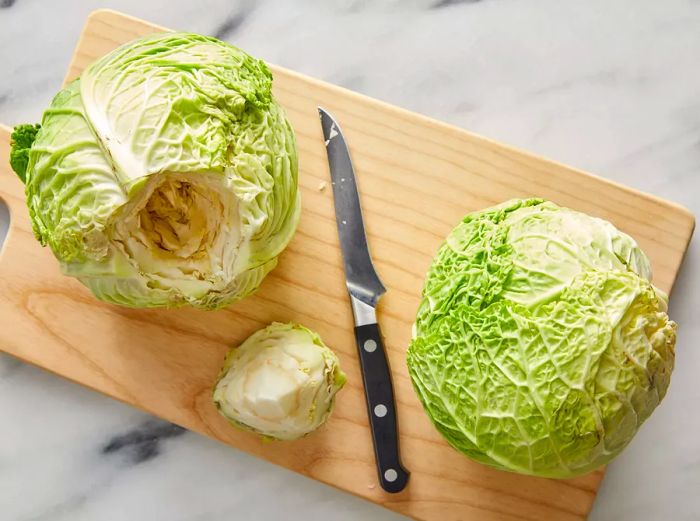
xmin=112 ymin=172 xmax=243 ymax=293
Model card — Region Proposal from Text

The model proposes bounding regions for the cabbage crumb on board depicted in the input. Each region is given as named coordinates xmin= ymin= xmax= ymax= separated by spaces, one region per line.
xmin=10 ymin=33 xmax=300 ymax=309
xmin=407 ymin=198 xmax=676 ymax=478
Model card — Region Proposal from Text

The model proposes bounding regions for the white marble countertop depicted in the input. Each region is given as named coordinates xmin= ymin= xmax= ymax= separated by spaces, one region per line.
xmin=1 ymin=0 xmax=698 ymax=520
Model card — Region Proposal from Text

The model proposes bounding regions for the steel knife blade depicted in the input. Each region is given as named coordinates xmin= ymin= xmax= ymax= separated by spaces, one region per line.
xmin=319 ymin=107 xmax=409 ymax=493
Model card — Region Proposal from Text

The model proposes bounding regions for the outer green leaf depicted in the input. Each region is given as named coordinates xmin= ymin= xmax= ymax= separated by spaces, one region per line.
xmin=9 ymin=123 xmax=41 ymax=182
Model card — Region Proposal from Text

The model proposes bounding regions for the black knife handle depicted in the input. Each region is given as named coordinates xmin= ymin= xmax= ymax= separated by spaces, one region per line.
xmin=354 ymin=323 xmax=409 ymax=493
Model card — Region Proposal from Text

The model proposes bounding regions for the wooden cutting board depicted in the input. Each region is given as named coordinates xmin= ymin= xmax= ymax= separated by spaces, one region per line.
xmin=0 ymin=9 xmax=694 ymax=521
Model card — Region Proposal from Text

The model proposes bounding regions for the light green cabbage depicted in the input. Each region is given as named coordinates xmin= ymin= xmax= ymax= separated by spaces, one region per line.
xmin=11 ymin=33 xmax=299 ymax=309
xmin=213 ymin=322 xmax=346 ymax=440
xmin=407 ymin=199 xmax=676 ymax=478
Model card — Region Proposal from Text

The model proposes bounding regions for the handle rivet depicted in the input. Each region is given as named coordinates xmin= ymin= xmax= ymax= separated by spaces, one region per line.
xmin=363 ymin=339 xmax=377 ymax=352
xmin=374 ymin=404 xmax=388 ymax=417
xmin=384 ymin=469 xmax=398 ymax=482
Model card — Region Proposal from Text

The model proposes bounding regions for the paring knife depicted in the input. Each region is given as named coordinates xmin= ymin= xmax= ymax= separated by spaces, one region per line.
xmin=318 ymin=107 xmax=409 ymax=493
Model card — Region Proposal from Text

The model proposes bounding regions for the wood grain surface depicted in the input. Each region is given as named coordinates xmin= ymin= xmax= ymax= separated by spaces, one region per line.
xmin=0 ymin=9 xmax=694 ymax=521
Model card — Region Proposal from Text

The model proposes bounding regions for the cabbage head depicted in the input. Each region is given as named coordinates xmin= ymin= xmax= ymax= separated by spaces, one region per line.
xmin=10 ymin=33 xmax=299 ymax=309
xmin=213 ymin=322 xmax=346 ymax=440
xmin=407 ymin=199 xmax=676 ymax=478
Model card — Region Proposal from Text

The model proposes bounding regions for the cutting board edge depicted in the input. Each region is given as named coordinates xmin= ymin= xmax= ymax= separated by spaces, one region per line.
xmin=0 ymin=337 xmax=410 ymax=521
xmin=63 ymin=8 xmax=167 ymax=85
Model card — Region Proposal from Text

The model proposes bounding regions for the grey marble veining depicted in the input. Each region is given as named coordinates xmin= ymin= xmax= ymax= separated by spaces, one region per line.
xmin=1 ymin=0 xmax=698 ymax=520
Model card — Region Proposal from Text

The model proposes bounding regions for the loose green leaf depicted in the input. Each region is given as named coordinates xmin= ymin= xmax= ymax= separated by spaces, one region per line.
xmin=9 ymin=123 xmax=40 ymax=183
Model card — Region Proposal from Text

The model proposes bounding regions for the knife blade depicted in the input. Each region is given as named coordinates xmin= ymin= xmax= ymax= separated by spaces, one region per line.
xmin=319 ymin=107 xmax=409 ymax=494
